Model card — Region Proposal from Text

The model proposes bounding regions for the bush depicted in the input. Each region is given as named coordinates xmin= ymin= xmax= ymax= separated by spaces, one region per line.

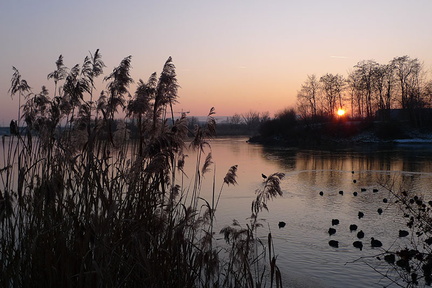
xmin=258 ymin=108 xmax=297 ymax=139
xmin=374 ymin=121 xmax=406 ymax=140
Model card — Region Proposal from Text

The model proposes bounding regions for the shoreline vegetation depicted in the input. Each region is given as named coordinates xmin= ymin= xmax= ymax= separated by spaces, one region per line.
xmin=248 ymin=109 xmax=432 ymax=148
xmin=250 ymin=55 xmax=432 ymax=149
xmin=1 ymin=53 xmax=284 ymax=287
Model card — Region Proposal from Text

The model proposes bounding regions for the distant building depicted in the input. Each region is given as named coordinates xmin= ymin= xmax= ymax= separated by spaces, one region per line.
xmin=375 ymin=108 xmax=432 ymax=126
xmin=376 ymin=109 xmax=409 ymax=122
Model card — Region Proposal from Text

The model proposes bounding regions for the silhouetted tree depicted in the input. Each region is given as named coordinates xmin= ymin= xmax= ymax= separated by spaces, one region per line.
xmin=353 ymin=60 xmax=379 ymax=117
xmin=297 ymin=74 xmax=320 ymax=118
xmin=241 ymin=110 xmax=262 ymax=132
xmin=299 ymin=56 xmax=431 ymax=122
xmin=391 ymin=56 xmax=423 ymax=110
xmin=258 ymin=108 xmax=298 ymax=142
xmin=346 ymin=70 xmax=363 ymax=118
xmin=228 ymin=113 xmax=242 ymax=125
xmin=373 ymin=63 xmax=394 ymax=110
xmin=319 ymin=73 xmax=345 ymax=117
xmin=424 ymin=80 xmax=432 ymax=107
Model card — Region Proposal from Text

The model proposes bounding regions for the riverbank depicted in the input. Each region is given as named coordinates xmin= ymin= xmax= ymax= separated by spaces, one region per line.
xmin=248 ymin=121 xmax=432 ymax=148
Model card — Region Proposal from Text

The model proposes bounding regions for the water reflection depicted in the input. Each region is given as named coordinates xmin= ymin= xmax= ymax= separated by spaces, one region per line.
xmin=259 ymin=144 xmax=432 ymax=197
xmin=4 ymin=133 xmax=431 ymax=287
xmin=197 ymin=138 xmax=432 ymax=287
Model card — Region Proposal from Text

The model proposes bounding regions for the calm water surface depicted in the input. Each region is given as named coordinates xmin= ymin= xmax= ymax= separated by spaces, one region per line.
xmin=4 ymin=136 xmax=431 ymax=287
xmin=187 ymin=137 xmax=432 ymax=288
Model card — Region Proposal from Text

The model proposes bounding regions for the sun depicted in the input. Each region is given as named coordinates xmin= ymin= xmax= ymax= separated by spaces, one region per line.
xmin=337 ymin=109 xmax=346 ymax=116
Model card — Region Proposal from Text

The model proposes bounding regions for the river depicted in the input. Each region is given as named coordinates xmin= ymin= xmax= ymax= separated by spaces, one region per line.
xmin=3 ymin=134 xmax=432 ymax=287
xmin=186 ymin=136 xmax=432 ymax=288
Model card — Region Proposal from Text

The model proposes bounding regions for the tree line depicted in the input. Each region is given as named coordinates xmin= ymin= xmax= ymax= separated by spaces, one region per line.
xmin=297 ymin=55 xmax=432 ymax=120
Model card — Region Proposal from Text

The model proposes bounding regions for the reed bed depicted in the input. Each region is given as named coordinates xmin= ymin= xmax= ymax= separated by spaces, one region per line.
xmin=0 ymin=52 xmax=282 ymax=287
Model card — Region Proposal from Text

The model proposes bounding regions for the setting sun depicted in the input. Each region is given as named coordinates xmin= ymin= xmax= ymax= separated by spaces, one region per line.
xmin=337 ymin=109 xmax=346 ymax=116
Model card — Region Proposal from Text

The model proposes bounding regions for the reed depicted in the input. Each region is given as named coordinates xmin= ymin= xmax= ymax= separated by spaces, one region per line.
xmin=0 ymin=52 xmax=283 ymax=287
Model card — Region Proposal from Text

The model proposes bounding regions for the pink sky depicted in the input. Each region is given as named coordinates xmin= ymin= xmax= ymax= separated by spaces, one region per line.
xmin=1 ymin=0 xmax=431 ymax=125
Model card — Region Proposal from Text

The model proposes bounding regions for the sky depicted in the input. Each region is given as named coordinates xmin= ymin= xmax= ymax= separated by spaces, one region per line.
xmin=1 ymin=0 xmax=432 ymax=125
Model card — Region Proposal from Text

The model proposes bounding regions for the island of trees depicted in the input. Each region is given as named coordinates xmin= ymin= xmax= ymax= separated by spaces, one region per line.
xmin=250 ymin=55 xmax=432 ymax=146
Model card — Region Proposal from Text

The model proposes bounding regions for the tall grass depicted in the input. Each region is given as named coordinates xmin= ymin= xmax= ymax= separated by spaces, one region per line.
xmin=0 ymin=52 xmax=283 ymax=287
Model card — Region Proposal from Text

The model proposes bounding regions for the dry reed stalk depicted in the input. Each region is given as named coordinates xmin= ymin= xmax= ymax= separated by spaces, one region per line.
xmin=1 ymin=54 xmax=283 ymax=288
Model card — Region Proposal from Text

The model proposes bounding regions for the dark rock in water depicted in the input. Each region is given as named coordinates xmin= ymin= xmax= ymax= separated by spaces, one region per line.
xmin=329 ymin=240 xmax=339 ymax=248
xmin=278 ymin=221 xmax=286 ymax=229
xmin=328 ymin=227 xmax=336 ymax=236
xmin=371 ymin=237 xmax=383 ymax=248
xmin=377 ymin=208 xmax=383 ymax=215
xmin=353 ymin=241 xmax=363 ymax=251
xmin=332 ymin=219 xmax=339 ymax=226
xmin=350 ymin=224 xmax=358 ymax=232
xmin=358 ymin=211 xmax=364 ymax=219
xmin=396 ymin=259 xmax=409 ymax=270
xmin=399 ymin=230 xmax=409 ymax=237
xmin=357 ymin=230 xmax=365 ymax=239
xmin=384 ymin=254 xmax=396 ymax=264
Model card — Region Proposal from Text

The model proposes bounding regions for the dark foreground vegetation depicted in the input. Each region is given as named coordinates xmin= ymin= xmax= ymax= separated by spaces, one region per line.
xmin=1 ymin=52 xmax=284 ymax=287
xmin=367 ymin=187 xmax=432 ymax=286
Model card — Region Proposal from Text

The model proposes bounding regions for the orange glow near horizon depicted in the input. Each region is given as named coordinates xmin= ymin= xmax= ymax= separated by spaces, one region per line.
xmin=337 ymin=109 xmax=346 ymax=117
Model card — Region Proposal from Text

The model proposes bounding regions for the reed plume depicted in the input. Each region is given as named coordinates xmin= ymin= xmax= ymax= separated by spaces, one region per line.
xmin=1 ymin=52 xmax=283 ymax=288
